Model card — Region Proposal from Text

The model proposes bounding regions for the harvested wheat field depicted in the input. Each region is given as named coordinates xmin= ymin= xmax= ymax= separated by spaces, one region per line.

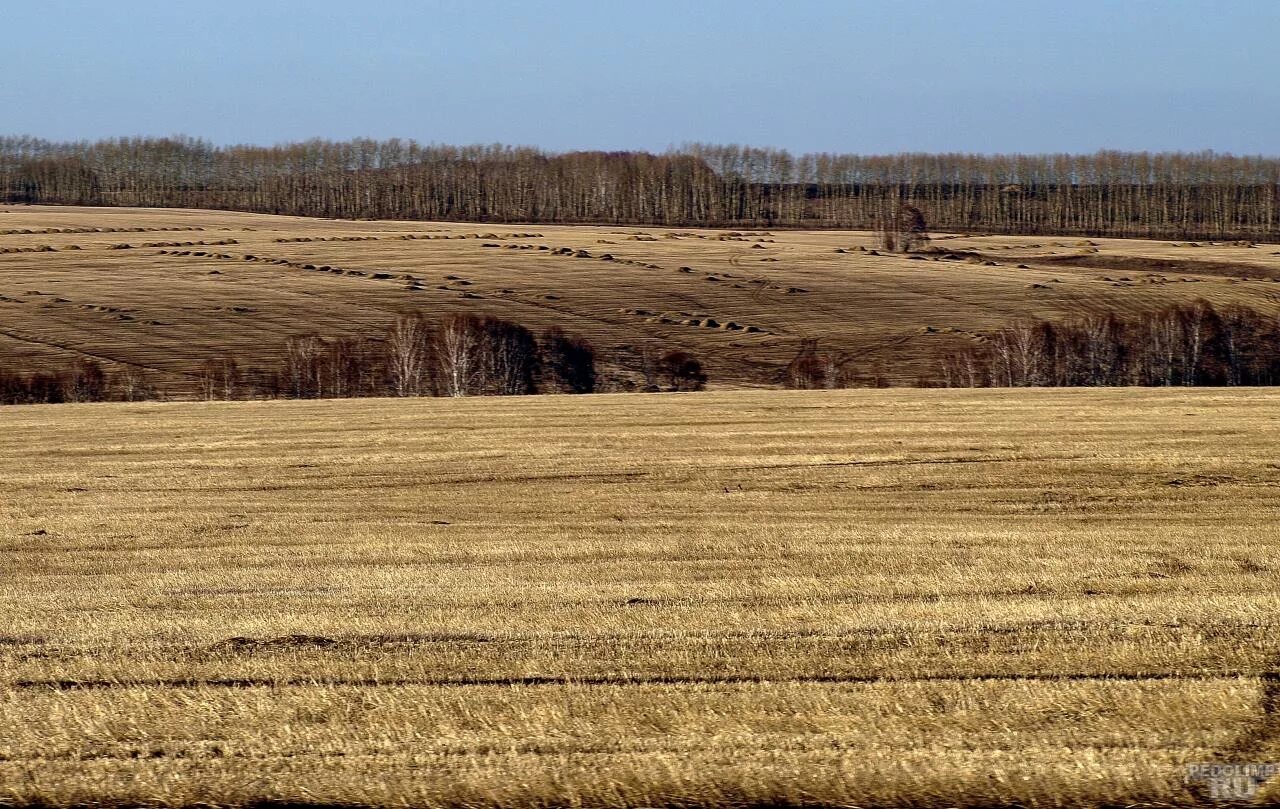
xmin=3 ymin=205 xmax=1280 ymax=392
xmin=2 ymin=387 xmax=1279 ymax=807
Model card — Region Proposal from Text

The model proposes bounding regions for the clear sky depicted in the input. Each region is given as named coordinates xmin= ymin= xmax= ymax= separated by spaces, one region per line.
xmin=5 ymin=0 xmax=1278 ymax=155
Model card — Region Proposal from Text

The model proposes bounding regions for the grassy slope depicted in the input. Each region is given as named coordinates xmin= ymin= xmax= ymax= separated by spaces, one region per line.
xmin=2 ymin=388 xmax=1279 ymax=806
xmin=3 ymin=204 xmax=1280 ymax=392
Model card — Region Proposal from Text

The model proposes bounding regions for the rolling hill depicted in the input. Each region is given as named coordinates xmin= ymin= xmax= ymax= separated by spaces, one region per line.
xmin=3 ymin=204 xmax=1280 ymax=395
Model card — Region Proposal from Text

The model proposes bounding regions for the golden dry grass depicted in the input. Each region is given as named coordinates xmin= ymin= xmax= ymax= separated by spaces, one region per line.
xmin=2 ymin=387 xmax=1279 ymax=807
xmin=3 ymin=204 xmax=1280 ymax=392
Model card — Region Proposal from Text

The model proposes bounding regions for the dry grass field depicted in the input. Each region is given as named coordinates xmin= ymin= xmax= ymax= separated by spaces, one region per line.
xmin=3 ymin=204 xmax=1280 ymax=392
xmin=3 ymin=388 xmax=1279 ymax=807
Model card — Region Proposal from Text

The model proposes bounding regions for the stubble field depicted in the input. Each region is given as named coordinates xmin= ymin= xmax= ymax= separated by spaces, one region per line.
xmin=2 ymin=387 xmax=1279 ymax=807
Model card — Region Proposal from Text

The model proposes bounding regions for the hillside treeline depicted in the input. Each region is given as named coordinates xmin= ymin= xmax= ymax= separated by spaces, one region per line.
xmin=0 ymin=358 xmax=146 ymax=405
xmin=2 ymin=136 xmax=1278 ymax=239
xmin=8 ymin=301 xmax=1280 ymax=405
xmin=0 ymin=314 xmax=710 ymax=405
xmin=235 ymin=314 xmax=601 ymax=400
xmin=931 ymin=301 xmax=1280 ymax=388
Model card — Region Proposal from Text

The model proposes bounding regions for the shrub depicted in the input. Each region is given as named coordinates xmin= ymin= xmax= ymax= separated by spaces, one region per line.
xmin=657 ymin=350 xmax=707 ymax=391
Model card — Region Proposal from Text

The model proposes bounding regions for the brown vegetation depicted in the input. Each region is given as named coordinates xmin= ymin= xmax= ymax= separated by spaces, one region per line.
xmin=3 ymin=388 xmax=1280 ymax=806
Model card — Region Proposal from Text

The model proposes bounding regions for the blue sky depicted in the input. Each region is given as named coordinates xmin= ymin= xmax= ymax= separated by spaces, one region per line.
xmin=5 ymin=0 xmax=1277 ymax=154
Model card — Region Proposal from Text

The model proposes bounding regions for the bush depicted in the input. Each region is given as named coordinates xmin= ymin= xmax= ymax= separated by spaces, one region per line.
xmin=657 ymin=350 xmax=707 ymax=391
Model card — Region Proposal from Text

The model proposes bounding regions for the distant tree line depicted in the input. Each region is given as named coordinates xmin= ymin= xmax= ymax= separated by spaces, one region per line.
xmin=2 ymin=136 xmax=1278 ymax=239
xmin=930 ymin=300 xmax=1280 ymax=388
xmin=1 ymin=314 xmax=711 ymax=405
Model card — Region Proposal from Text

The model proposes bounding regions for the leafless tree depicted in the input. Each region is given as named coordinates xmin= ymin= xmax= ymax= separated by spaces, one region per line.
xmin=436 ymin=314 xmax=482 ymax=397
xmin=786 ymin=339 xmax=825 ymax=389
xmin=922 ymin=301 xmax=1280 ymax=390
xmin=480 ymin=317 xmax=538 ymax=395
xmin=823 ymin=351 xmax=850 ymax=389
xmin=386 ymin=313 xmax=433 ymax=397
xmin=6 ymin=137 xmax=1279 ymax=239
xmin=65 ymin=358 xmax=107 ymax=403
xmin=326 ymin=337 xmax=378 ymax=398
xmin=283 ymin=335 xmax=327 ymax=399
xmin=877 ymin=202 xmax=929 ymax=253
xmin=199 ymin=356 xmax=241 ymax=400
xmin=113 ymin=366 xmax=155 ymax=402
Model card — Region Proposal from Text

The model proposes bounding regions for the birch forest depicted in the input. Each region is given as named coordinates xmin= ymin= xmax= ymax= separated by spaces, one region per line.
xmin=3 ymin=137 xmax=1277 ymax=239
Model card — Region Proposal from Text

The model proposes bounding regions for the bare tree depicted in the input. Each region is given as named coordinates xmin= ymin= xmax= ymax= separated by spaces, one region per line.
xmin=786 ymin=339 xmax=825 ymax=389
xmin=114 ymin=366 xmax=155 ymax=402
xmin=877 ymin=202 xmax=930 ymax=253
xmin=823 ymin=351 xmax=850 ymax=389
xmin=65 ymin=358 xmax=108 ymax=403
xmin=386 ymin=313 xmax=433 ymax=397
xmin=436 ymin=314 xmax=482 ymax=397
xmin=283 ymin=335 xmax=326 ymax=399
xmin=989 ymin=321 xmax=1045 ymax=387
xmin=480 ymin=317 xmax=539 ymax=395
xmin=920 ymin=300 xmax=1280 ymax=390
xmin=6 ymin=138 xmax=1280 ymax=240
xmin=326 ymin=337 xmax=378 ymax=398
xmin=199 ymin=356 xmax=240 ymax=400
